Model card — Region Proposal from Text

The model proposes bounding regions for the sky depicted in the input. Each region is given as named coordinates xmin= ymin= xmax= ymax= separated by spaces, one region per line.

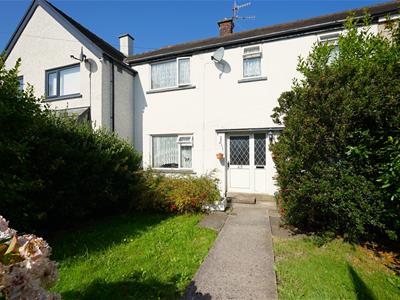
xmin=0 ymin=0 xmax=390 ymax=54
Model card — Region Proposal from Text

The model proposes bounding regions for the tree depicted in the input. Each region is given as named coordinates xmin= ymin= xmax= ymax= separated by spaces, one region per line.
xmin=0 ymin=57 xmax=142 ymax=233
xmin=271 ymin=16 xmax=400 ymax=243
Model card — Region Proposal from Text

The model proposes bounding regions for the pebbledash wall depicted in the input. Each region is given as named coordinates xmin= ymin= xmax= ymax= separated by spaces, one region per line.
xmin=5 ymin=3 xmax=135 ymax=144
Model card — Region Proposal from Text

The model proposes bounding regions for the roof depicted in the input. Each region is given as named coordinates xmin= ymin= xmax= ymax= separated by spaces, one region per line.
xmin=4 ymin=0 xmax=125 ymax=63
xmin=46 ymin=1 xmax=125 ymax=62
xmin=126 ymin=1 xmax=400 ymax=65
xmin=55 ymin=107 xmax=90 ymax=123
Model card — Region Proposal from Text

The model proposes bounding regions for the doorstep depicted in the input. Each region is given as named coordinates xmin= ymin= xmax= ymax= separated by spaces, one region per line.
xmin=227 ymin=192 xmax=275 ymax=204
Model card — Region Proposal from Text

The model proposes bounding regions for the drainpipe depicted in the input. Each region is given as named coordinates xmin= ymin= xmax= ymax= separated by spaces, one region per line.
xmin=87 ymin=59 xmax=92 ymax=122
xmin=111 ymin=59 xmax=115 ymax=132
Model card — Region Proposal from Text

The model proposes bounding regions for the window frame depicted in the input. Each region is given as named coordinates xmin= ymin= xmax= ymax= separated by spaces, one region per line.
xmin=17 ymin=75 xmax=24 ymax=91
xmin=45 ymin=63 xmax=81 ymax=100
xmin=319 ymin=33 xmax=340 ymax=63
xmin=150 ymin=57 xmax=191 ymax=91
xmin=151 ymin=134 xmax=194 ymax=170
xmin=242 ymin=45 xmax=262 ymax=79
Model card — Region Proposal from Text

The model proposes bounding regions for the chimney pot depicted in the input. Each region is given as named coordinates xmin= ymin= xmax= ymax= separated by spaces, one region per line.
xmin=119 ymin=33 xmax=134 ymax=56
xmin=218 ymin=18 xmax=234 ymax=36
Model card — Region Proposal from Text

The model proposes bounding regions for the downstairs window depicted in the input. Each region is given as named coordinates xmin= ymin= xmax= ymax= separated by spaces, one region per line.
xmin=152 ymin=135 xmax=193 ymax=169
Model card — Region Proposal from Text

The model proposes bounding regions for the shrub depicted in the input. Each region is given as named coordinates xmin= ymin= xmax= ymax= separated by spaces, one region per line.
xmin=271 ymin=17 xmax=400 ymax=243
xmin=0 ymin=57 xmax=142 ymax=233
xmin=0 ymin=216 xmax=60 ymax=299
xmin=137 ymin=170 xmax=221 ymax=213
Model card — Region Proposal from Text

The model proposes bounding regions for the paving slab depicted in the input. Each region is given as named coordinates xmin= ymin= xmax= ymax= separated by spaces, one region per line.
xmin=183 ymin=206 xmax=277 ymax=300
xmin=198 ymin=212 xmax=228 ymax=232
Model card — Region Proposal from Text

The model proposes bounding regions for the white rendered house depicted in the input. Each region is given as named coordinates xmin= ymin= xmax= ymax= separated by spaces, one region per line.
xmin=4 ymin=0 xmax=135 ymax=144
xmin=4 ymin=0 xmax=399 ymax=203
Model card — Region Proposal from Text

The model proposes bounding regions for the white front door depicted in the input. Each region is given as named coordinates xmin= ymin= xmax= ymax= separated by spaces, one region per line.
xmin=227 ymin=133 xmax=268 ymax=193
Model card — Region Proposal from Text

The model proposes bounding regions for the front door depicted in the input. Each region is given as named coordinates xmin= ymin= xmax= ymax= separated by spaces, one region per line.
xmin=227 ymin=133 xmax=267 ymax=193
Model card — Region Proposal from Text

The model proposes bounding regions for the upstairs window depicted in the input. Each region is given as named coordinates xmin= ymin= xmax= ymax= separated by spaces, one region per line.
xmin=151 ymin=58 xmax=190 ymax=90
xmin=46 ymin=64 xmax=80 ymax=99
xmin=152 ymin=134 xmax=193 ymax=169
xmin=17 ymin=76 xmax=24 ymax=91
xmin=243 ymin=45 xmax=262 ymax=78
xmin=320 ymin=33 xmax=339 ymax=64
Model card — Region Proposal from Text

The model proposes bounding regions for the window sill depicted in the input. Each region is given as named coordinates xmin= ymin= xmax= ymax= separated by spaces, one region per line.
xmin=146 ymin=85 xmax=196 ymax=94
xmin=152 ymin=168 xmax=196 ymax=175
xmin=238 ymin=76 xmax=268 ymax=84
xmin=44 ymin=94 xmax=82 ymax=102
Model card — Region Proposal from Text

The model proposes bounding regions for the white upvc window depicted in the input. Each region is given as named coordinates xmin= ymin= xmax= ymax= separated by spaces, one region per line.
xmin=243 ymin=45 xmax=262 ymax=78
xmin=152 ymin=134 xmax=193 ymax=169
xmin=319 ymin=33 xmax=340 ymax=64
xmin=151 ymin=57 xmax=191 ymax=90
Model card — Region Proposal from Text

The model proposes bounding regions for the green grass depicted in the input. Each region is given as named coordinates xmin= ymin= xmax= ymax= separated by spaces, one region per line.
xmin=274 ymin=237 xmax=400 ymax=300
xmin=50 ymin=213 xmax=216 ymax=300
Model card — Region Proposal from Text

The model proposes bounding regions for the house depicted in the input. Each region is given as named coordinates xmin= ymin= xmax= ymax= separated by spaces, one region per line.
xmin=4 ymin=0 xmax=135 ymax=144
xmin=4 ymin=0 xmax=399 ymax=205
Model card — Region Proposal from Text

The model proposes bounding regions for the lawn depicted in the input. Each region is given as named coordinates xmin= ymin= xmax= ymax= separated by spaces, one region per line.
xmin=274 ymin=237 xmax=400 ymax=300
xmin=50 ymin=213 xmax=216 ymax=300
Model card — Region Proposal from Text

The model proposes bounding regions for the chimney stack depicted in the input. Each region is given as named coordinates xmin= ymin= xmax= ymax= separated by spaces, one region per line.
xmin=218 ymin=18 xmax=234 ymax=36
xmin=118 ymin=33 xmax=134 ymax=56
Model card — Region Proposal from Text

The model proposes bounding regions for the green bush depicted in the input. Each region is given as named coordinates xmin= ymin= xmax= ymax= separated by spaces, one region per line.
xmin=137 ymin=170 xmax=221 ymax=213
xmin=0 ymin=57 xmax=141 ymax=232
xmin=271 ymin=17 xmax=400 ymax=243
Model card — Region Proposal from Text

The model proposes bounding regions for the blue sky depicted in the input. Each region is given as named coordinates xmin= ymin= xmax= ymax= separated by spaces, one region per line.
xmin=0 ymin=0 xmax=389 ymax=54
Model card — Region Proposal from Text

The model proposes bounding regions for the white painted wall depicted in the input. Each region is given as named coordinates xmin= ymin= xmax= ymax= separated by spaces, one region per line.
xmin=114 ymin=65 xmax=135 ymax=144
xmin=100 ymin=59 xmax=135 ymax=143
xmin=5 ymin=4 xmax=136 ymax=144
xmin=5 ymin=5 xmax=105 ymax=128
xmin=132 ymin=24 xmax=380 ymax=196
xmin=5 ymin=2 xmax=382 ymax=196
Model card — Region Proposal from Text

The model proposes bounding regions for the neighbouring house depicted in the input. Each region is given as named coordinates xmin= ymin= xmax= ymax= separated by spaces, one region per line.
xmin=4 ymin=0 xmax=135 ymax=144
xmin=4 ymin=0 xmax=399 ymax=206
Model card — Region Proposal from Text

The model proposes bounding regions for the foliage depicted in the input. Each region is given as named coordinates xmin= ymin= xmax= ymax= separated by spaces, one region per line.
xmin=0 ymin=216 xmax=60 ymax=299
xmin=271 ymin=17 xmax=400 ymax=242
xmin=50 ymin=213 xmax=216 ymax=299
xmin=274 ymin=237 xmax=400 ymax=299
xmin=377 ymin=136 xmax=400 ymax=202
xmin=137 ymin=170 xmax=221 ymax=213
xmin=0 ymin=56 xmax=142 ymax=233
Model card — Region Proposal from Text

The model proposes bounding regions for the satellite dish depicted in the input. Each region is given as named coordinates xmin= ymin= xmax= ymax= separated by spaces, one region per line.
xmin=212 ymin=47 xmax=225 ymax=62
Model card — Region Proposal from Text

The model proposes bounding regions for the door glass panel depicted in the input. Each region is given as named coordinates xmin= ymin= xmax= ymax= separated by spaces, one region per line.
xmin=254 ymin=133 xmax=266 ymax=166
xmin=230 ymin=136 xmax=249 ymax=165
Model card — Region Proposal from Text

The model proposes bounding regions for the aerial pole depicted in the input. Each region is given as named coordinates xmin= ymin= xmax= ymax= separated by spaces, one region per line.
xmin=232 ymin=0 xmax=256 ymax=26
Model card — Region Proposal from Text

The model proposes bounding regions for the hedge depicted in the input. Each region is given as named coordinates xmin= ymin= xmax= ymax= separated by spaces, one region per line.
xmin=0 ymin=58 xmax=142 ymax=233
xmin=271 ymin=17 xmax=400 ymax=243
xmin=136 ymin=170 xmax=221 ymax=213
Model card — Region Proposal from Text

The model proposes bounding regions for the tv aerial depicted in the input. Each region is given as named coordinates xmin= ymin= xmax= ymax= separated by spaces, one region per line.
xmin=232 ymin=0 xmax=255 ymax=25
xmin=211 ymin=47 xmax=225 ymax=63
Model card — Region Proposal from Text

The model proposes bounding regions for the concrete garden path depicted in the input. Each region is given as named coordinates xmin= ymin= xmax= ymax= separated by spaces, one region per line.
xmin=183 ymin=203 xmax=278 ymax=300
